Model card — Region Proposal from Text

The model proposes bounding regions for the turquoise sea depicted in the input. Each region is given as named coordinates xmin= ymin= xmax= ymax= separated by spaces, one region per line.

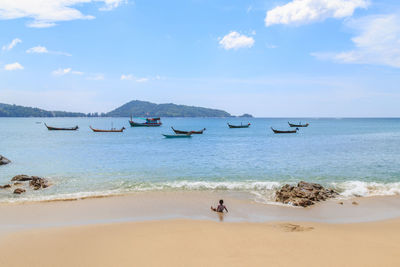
xmin=1 ymin=117 xmax=400 ymax=203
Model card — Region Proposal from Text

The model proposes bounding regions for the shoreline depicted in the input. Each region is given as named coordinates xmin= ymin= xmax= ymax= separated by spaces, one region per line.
xmin=1 ymin=191 xmax=400 ymax=266
xmin=1 ymin=191 xmax=400 ymax=236
xmin=1 ymin=218 xmax=400 ymax=267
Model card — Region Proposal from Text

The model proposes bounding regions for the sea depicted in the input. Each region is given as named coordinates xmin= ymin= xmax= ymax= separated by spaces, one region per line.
xmin=1 ymin=117 xmax=400 ymax=204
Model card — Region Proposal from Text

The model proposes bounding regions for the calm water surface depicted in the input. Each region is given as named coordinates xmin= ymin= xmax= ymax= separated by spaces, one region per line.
xmin=1 ymin=118 xmax=400 ymax=203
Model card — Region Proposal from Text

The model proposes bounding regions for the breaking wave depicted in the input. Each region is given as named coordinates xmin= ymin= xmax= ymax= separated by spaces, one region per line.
xmin=1 ymin=180 xmax=400 ymax=204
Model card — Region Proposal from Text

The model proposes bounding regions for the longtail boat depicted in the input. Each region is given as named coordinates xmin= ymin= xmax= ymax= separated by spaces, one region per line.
xmin=162 ymin=133 xmax=192 ymax=138
xmin=90 ymin=126 xmax=125 ymax=132
xmin=271 ymin=127 xmax=298 ymax=134
xmin=129 ymin=117 xmax=162 ymax=127
xmin=227 ymin=123 xmax=250 ymax=128
xmin=45 ymin=123 xmax=79 ymax=131
xmin=288 ymin=122 xmax=309 ymax=127
xmin=171 ymin=127 xmax=206 ymax=134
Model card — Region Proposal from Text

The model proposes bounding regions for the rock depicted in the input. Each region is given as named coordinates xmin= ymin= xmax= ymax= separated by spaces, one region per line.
xmin=11 ymin=175 xmax=33 ymax=182
xmin=338 ymin=202 xmax=344 ymax=205
xmin=352 ymin=201 xmax=359 ymax=205
xmin=10 ymin=175 xmax=51 ymax=190
xmin=13 ymin=188 xmax=26 ymax=194
xmin=275 ymin=181 xmax=338 ymax=207
xmin=0 ymin=155 xmax=11 ymax=166
xmin=29 ymin=176 xmax=50 ymax=190
xmin=0 ymin=184 xmax=11 ymax=189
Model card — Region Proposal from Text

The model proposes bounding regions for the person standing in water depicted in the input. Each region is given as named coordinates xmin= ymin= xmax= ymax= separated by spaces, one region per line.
xmin=211 ymin=199 xmax=228 ymax=213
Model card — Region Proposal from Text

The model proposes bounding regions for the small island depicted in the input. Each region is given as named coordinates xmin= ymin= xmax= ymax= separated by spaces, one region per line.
xmin=238 ymin=113 xmax=253 ymax=118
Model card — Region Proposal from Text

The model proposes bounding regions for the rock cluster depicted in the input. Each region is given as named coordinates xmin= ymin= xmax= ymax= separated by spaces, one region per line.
xmin=29 ymin=177 xmax=50 ymax=190
xmin=1 ymin=174 xmax=51 ymax=195
xmin=13 ymin=188 xmax=26 ymax=194
xmin=0 ymin=155 xmax=11 ymax=165
xmin=275 ymin=181 xmax=338 ymax=207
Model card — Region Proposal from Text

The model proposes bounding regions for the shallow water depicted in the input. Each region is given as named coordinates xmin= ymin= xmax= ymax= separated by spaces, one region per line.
xmin=1 ymin=117 xmax=400 ymax=203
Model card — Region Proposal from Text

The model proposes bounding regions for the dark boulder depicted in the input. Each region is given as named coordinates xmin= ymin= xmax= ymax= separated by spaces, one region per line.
xmin=0 ymin=184 xmax=11 ymax=189
xmin=11 ymin=175 xmax=33 ymax=182
xmin=275 ymin=181 xmax=338 ymax=207
xmin=0 ymin=155 xmax=11 ymax=166
xmin=13 ymin=188 xmax=26 ymax=194
xmin=29 ymin=177 xmax=50 ymax=190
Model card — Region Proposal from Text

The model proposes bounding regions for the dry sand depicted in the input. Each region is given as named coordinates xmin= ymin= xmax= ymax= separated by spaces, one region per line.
xmin=1 ymin=218 xmax=400 ymax=267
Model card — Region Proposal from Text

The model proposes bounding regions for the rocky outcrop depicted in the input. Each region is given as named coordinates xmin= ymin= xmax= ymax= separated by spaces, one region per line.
xmin=275 ymin=181 xmax=338 ymax=207
xmin=9 ymin=175 xmax=51 ymax=192
xmin=13 ymin=188 xmax=26 ymax=194
xmin=29 ymin=177 xmax=50 ymax=190
xmin=0 ymin=155 xmax=11 ymax=165
xmin=11 ymin=175 xmax=33 ymax=182
xmin=0 ymin=184 xmax=11 ymax=189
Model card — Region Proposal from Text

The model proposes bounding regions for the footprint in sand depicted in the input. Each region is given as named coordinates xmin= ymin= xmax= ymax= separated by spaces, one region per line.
xmin=279 ymin=223 xmax=314 ymax=232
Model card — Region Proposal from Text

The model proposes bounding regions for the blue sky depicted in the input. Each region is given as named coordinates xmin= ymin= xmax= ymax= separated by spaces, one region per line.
xmin=1 ymin=0 xmax=400 ymax=117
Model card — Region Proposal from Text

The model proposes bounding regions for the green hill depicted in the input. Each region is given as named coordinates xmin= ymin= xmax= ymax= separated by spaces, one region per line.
xmin=0 ymin=103 xmax=86 ymax=117
xmin=106 ymin=100 xmax=231 ymax=117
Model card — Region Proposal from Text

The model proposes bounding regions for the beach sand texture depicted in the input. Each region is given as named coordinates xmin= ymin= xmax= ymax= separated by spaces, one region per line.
xmin=1 ymin=218 xmax=400 ymax=267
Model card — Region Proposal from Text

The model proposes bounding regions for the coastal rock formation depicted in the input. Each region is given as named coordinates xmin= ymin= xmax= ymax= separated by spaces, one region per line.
xmin=10 ymin=175 xmax=51 ymax=190
xmin=11 ymin=175 xmax=33 ymax=182
xmin=0 ymin=184 xmax=11 ymax=189
xmin=29 ymin=177 xmax=50 ymax=190
xmin=0 ymin=155 xmax=11 ymax=165
xmin=275 ymin=181 xmax=338 ymax=207
xmin=13 ymin=188 xmax=26 ymax=194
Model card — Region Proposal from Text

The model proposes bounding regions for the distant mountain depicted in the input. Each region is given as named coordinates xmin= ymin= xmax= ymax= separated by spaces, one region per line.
xmin=106 ymin=100 xmax=231 ymax=117
xmin=0 ymin=103 xmax=87 ymax=117
xmin=0 ymin=100 xmax=234 ymax=117
xmin=238 ymin=113 xmax=253 ymax=118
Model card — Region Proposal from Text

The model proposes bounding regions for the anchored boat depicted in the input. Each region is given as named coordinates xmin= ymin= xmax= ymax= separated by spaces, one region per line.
xmin=171 ymin=127 xmax=206 ymax=134
xmin=271 ymin=127 xmax=298 ymax=134
xmin=162 ymin=133 xmax=192 ymax=138
xmin=227 ymin=123 xmax=251 ymax=128
xmin=288 ymin=122 xmax=309 ymax=127
xmin=45 ymin=124 xmax=79 ymax=131
xmin=90 ymin=126 xmax=125 ymax=132
xmin=129 ymin=117 xmax=162 ymax=127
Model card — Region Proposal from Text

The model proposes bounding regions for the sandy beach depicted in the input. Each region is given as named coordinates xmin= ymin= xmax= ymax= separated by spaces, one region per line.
xmin=1 ymin=218 xmax=400 ymax=267
xmin=1 ymin=193 xmax=400 ymax=266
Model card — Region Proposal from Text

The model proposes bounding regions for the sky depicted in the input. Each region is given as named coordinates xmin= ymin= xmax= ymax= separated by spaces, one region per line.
xmin=1 ymin=0 xmax=400 ymax=117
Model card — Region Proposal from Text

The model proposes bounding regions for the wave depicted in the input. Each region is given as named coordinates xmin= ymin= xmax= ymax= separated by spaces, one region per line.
xmin=1 ymin=180 xmax=399 ymax=204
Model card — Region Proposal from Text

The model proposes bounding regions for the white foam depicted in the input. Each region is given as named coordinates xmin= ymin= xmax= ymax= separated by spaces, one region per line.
xmin=2 ymin=180 xmax=400 ymax=204
xmin=331 ymin=181 xmax=400 ymax=197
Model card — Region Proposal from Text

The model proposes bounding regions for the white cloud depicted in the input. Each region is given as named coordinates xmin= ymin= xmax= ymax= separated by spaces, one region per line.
xmin=52 ymin=68 xmax=83 ymax=76
xmin=26 ymin=46 xmax=48 ymax=54
xmin=26 ymin=45 xmax=71 ymax=56
xmin=86 ymin=74 xmax=105 ymax=80
xmin=266 ymin=44 xmax=278 ymax=49
xmin=0 ymin=0 xmax=125 ymax=28
xmin=136 ymin=77 xmax=149 ymax=83
xmin=265 ymin=0 xmax=369 ymax=26
xmin=4 ymin=62 xmax=24 ymax=71
xmin=121 ymin=74 xmax=154 ymax=82
xmin=312 ymin=14 xmax=400 ymax=68
xmin=2 ymin=38 xmax=22 ymax=51
xmin=219 ymin=31 xmax=255 ymax=50
xmin=120 ymin=74 xmax=133 ymax=80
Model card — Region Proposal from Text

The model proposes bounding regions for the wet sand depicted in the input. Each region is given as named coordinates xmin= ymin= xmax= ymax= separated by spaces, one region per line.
xmin=1 ymin=192 xmax=400 ymax=266
xmin=1 ymin=218 xmax=400 ymax=267
xmin=1 ymin=192 xmax=400 ymax=234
